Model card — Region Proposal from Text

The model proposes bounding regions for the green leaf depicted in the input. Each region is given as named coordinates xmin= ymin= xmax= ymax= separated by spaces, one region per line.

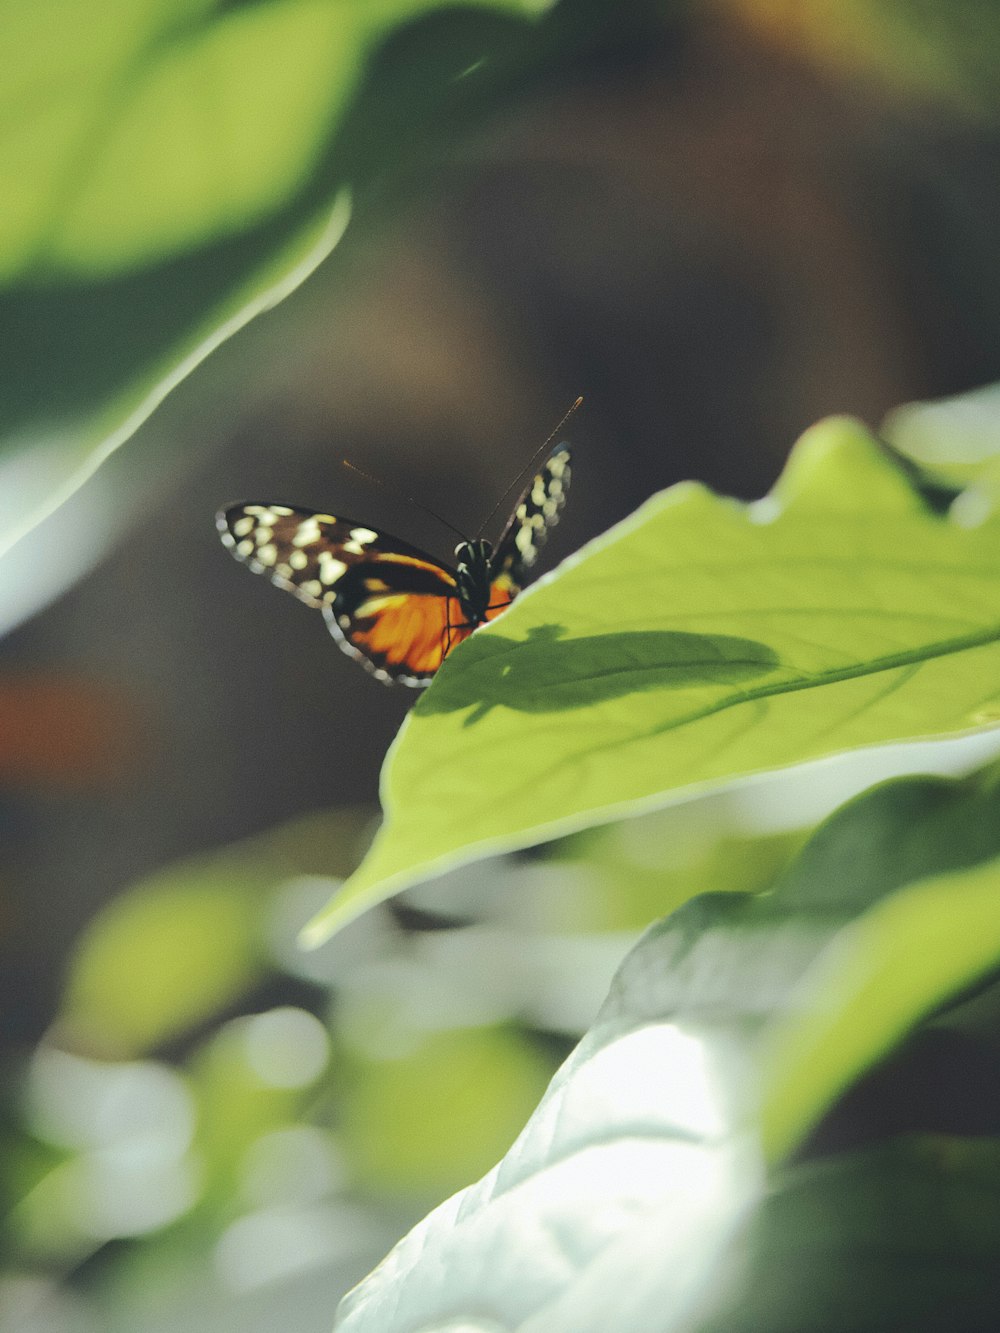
xmin=883 ymin=378 xmax=1000 ymax=496
xmin=337 ymin=1026 xmax=556 ymax=1199
xmin=761 ymin=849 xmax=1000 ymax=1162
xmin=306 ymin=416 xmax=1000 ymax=941
xmin=57 ymin=808 xmax=369 ymax=1054
xmin=694 ymin=1137 xmax=1000 ymax=1332
xmin=0 ymin=0 xmax=556 ymax=572
xmin=334 ymin=763 xmax=1000 ymax=1330
xmin=58 ymin=869 xmax=264 ymax=1055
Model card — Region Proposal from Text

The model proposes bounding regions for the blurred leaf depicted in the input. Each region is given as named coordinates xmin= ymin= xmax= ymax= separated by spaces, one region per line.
xmin=557 ymin=816 xmax=804 ymax=932
xmin=8 ymin=0 xmax=362 ymax=280
xmin=58 ymin=872 xmax=264 ymax=1057
xmin=56 ymin=808 xmax=370 ymax=1055
xmin=883 ymin=379 xmax=1000 ymax=497
xmin=190 ymin=1013 xmax=323 ymax=1210
xmin=333 ymin=760 xmax=1000 ymax=1330
xmin=762 ymin=851 xmax=1000 ymax=1161
xmin=338 ymin=1026 xmax=555 ymax=1199
xmin=693 ymin=1137 xmax=1000 ymax=1332
xmin=307 ymin=416 xmax=1000 ymax=940
xmin=0 ymin=0 xmax=572 ymax=573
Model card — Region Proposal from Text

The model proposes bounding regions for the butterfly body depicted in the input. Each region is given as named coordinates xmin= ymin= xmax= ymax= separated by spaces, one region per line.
xmin=217 ymin=444 xmax=571 ymax=686
xmin=452 ymin=538 xmax=498 ymax=625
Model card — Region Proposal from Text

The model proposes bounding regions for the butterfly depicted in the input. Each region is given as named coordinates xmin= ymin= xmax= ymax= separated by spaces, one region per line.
xmin=216 ymin=443 xmax=573 ymax=686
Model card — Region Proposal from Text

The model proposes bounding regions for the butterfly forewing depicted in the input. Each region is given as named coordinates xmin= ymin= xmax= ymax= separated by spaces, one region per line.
xmin=491 ymin=445 xmax=572 ymax=586
xmin=218 ymin=503 xmax=454 ymax=602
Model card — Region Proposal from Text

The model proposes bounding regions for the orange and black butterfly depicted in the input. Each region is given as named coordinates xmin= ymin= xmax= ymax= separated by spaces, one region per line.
xmin=216 ymin=430 xmax=573 ymax=687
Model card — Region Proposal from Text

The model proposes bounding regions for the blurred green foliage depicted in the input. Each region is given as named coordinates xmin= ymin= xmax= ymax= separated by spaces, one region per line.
xmin=337 ymin=1025 xmax=555 ymax=1197
xmin=3 ymin=788 xmax=812 ymax=1324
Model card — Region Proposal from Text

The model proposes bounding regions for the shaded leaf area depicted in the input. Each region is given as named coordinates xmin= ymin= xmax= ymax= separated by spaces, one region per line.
xmin=694 ymin=1137 xmax=1000 ymax=1333
xmin=1 ymin=0 xmax=640 ymax=562
xmin=420 ymin=628 xmax=780 ymax=721
xmin=334 ymin=760 xmax=1000 ymax=1331
xmin=309 ymin=417 xmax=1000 ymax=940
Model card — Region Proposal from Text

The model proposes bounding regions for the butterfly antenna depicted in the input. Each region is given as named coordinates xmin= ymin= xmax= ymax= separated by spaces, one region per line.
xmin=341 ymin=459 xmax=469 ymax=543
xmin=475 ymin=396 xmax=583 ymax=539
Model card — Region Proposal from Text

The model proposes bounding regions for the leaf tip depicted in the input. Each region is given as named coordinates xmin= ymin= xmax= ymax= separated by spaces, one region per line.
xmin=297 ymin=891 xmax=364 ymax=950
xmin=773 ymin=415 xmax=923 ymax=514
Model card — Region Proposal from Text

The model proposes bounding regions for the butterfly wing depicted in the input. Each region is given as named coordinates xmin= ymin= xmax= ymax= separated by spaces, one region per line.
xmin=490 ymin=445 xmax=572 ymax=589
xmin=217 ymin=503 xmax=469 ymax=685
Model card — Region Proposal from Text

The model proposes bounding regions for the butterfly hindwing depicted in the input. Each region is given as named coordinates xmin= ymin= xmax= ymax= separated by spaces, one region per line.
xmin=491 ymin=445 xmax=572 ymax=587
xmin=322 ymin=571 xmax=473 ymax=686
xmin=217 ymin=503 xmax=465 ymax=683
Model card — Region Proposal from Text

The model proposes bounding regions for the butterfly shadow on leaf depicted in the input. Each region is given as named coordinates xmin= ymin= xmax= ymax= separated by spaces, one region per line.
xmin=416 ymin=624 xmax=781 ymax=726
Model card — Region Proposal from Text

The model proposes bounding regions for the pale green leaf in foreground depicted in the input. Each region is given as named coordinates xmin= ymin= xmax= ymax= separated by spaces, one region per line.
xmin=306 ymin=416 xmax=1000 ymax=941
xmin=334 ymin=764 xmax=1000 ymax=1331
xmin=4 ymin=0 xmax=544 ymax=280
xmin=0 ymin=0 xmax=552 ymax=580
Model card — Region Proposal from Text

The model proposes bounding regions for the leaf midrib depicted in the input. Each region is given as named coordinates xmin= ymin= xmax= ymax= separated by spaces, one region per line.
xmin=402 ymin=619 xmax=1000 ymax=804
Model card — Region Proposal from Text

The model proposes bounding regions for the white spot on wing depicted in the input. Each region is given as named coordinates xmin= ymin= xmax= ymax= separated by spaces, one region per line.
xmin=319 ymin=553 xmax=348 ymax=584
xmin=293 ymin=518 xmax=322 ymax=547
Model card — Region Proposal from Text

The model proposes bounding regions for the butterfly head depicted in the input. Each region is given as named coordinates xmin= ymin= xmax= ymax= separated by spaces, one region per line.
xmin=454 ymin=538 xmax=495 ymax=625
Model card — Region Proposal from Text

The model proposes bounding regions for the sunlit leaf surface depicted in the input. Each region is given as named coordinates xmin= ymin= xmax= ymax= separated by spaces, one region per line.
xmin=308 ymin=417 xmax=1000 ymax=940
xmin=335 ymin=762 xmax=1000 ymax=1331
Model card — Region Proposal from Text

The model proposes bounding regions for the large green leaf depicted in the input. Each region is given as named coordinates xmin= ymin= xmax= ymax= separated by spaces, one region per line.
xmin=693 ymin=1137 xmax=1000 ymax=1332
xmin=306 ymin=416 xmax=1000 ymax=941
xmin=334 ymin=763 xmax=1000 ymax=1330
xmin=0 ymin=0 xmax=563 ymax=577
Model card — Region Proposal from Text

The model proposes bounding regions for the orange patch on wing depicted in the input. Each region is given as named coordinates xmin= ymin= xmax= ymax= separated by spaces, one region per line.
xmin=353 ymin=595 xmax=471 ymax=676
xmin=483 ymin=576 xmax=517 ymax=623
xmin=352 ymin=578 xmax=518 ymax=676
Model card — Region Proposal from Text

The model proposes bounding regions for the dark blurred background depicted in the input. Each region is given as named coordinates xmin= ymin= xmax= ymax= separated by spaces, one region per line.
xmin=4 ymin=2 xmax=1000 ymax=1328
